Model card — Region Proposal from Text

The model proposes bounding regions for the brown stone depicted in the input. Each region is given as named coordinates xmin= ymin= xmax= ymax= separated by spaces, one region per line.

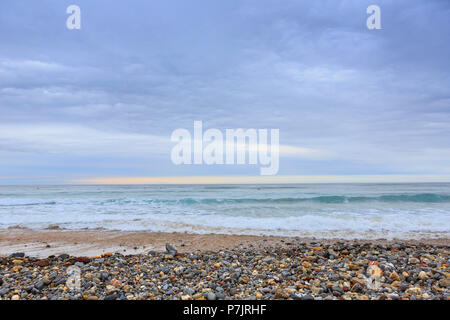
xmin=36 ymin=259 xmax=50 ymax=267
xmin=75 ymin=257 xmax=90 ymax=263
xmin=439 ymin=278 xmax=450 ymax=287
xmin=418 ymin=271 xmax=428 ymax=281
xmin=274 ymin=288 xmax=289 ymax=299
xmin=389 ymin=271 xmax=400 ymax=281
xmin=351 ymin=277 xmax=366 ymax=286
xmin=405 ymin=287 xmax=421 ymax=295
xmin=110 ymin=279 xmax=122 ymax=287
xmin=12 ymin=266 xmax=22 ymax=272
xmin=349 ymin=264 xmax=360 ymax=270
xmin=391 ymin=280 xmax=401 ymax=287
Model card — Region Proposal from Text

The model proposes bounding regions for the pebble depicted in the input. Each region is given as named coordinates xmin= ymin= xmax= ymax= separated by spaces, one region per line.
xmin=418 ymin=271 xmax=428 ymax=281
xmin=439 ymin=278 xmax=450 ymax=287
xmin=207 ymin=292 xmax=217 ymax=300
xmin=0 ymin=241 xmax=448 ymax=300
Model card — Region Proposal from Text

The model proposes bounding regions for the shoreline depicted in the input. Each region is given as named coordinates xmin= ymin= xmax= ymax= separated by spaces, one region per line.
xmin=0 ymin=228 xmax=448 ymax=258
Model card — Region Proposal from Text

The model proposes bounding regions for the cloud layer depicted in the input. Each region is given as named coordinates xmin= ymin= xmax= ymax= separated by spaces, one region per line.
xmin=0 ymin=0 xmax=449 ymax=183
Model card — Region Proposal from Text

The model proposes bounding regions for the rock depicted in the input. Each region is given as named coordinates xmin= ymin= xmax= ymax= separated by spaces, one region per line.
xmin=12 ymin=266 xmax=22 ymax=274
xmin=421 ymin=254 xmax=434 ymax=261
xmin=106 ymin=285 xmax=117 ymax=293
xmin=165 ymin=243 xmax=177 ymax=256
xmin=0 ymin=288 xmax=9 ymax=296
xmin=229 ymin=288 xmax=238 ymax=296
xmin=9 ymin=252 xmax=25 ymax=258
xmin=332 ymin=285 xmax=344 ymax=294
xmin=291 ymin=292 xmax=302 ymax=300
xmin=439 ymin=278 xmax=450 ymax=287
xmin=36 ymin=259 xmax=50 ymax=267
xmin=216 ymin=292 xmax=225 ymax=300
xmin=389 ymin=271 xmax=400 ymax=281
xmin=311 ymin=286 xmax=322 ymax=294
xmin=11 ymin=295 xmax=20 ymax=300
xmin=175 ymin=266 xmax=185 ymax=275
xmin=418 ymin=271 xmax=428 ymax=281
xmin=207 ymin=292 xmax=217 ymax=300
xmin=351 ymin=277 xmax=365 ymax=286
xmin=367 ymin=264 xmax=383 ymax=278
xmin=405 ymin=287 xmax=421 ymax=295
xmin=275 ymin=288 xmax=289 ymax=299
xmin=348 ymin=263 xmax=360 ymax=270
xmin=110 ymin=279 xmax=122 ymax=287
xmin=0 ymin=240 xmax=447 ymax=301
xmin=99 ymin=272 xmax=110 ymax=281
xmin=292 ymin=292 xmax=314 ymax=300
xmin=75 ymin=257 xmax=90 ymax=263
xmin=329 ymin=274 xmax=340 ymax=281
xmin=35 ymin=281 xmax=45 ymax=290
xmin=327 ymin=249 xmax=337 ymax=258
xmin=387 ymin=293 xmax=399 ymax=300
xmin=183 ymin=287 xmax=195 ymax=295
xmin=408 ymin=257 xmax=419 ymax=264
xmin=351 ymin=283 xmax=363 ymax=292
xmin=391 ymin=281 xmax=401 ymax=287
xmin=192 ymin=293 xmax=203 ymax=299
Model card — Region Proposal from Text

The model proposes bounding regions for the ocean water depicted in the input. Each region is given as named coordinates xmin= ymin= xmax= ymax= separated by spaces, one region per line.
xmin=0 ymin=183 xmax=449 ymax=239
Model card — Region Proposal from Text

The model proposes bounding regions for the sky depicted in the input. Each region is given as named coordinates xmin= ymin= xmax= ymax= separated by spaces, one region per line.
xmin=0 ymin=0 xmax=449 ymax=184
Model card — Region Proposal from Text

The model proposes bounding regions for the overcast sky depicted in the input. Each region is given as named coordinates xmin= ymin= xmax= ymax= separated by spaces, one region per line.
xmin=0 ymin=0 xmax=449 ymax=184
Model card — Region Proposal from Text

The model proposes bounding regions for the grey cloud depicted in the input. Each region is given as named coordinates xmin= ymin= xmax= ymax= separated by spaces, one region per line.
xmin=0 ymin=0 xmax=449 ymax=181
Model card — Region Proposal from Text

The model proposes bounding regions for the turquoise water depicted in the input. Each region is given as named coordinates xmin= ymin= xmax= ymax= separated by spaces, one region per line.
xmin=0 ymin=183 xmax=449 ymax=239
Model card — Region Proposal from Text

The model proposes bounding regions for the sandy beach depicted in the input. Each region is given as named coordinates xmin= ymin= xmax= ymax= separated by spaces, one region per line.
xmin=0 ymin=228 xmax=449 ymax=300
xmin=0 ymin=228 xmax=291 ymax=258
xmin=1 ymin=228 xmax=449 ymax=258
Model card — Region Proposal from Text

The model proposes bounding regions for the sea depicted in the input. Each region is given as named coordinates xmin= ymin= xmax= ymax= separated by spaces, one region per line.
xmin=1 ymin=183 xmax=449 ymax=240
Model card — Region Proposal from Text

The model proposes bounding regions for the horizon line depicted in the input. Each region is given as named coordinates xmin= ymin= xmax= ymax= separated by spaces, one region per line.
xmin=73 ymin=174 xmax=450 ymax=185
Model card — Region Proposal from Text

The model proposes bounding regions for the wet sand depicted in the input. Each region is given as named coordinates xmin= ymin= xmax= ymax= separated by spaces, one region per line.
xmin=0 ymin=228 xmax=448 ymax=258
